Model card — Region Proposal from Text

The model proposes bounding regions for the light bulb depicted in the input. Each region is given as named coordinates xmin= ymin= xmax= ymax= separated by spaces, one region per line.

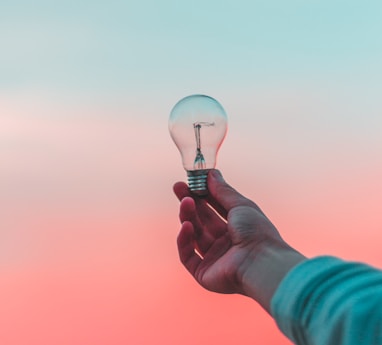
xmin=169 ymin=94 xmax=228 ymax=196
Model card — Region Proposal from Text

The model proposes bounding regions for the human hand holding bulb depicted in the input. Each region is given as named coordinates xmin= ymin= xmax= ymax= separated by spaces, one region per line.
xmin=171 ymin=96 xmax=306 ymax=314
xmin=169 ymin=95 xmax=228 ymax=195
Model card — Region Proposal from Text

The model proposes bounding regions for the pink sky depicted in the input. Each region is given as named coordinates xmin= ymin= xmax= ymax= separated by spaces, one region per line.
xmin=1 ymin=92 xmax=382 ymax=344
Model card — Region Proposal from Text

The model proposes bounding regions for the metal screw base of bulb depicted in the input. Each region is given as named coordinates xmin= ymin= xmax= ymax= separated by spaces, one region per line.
xmin=187 ymin=169 xmax=210 ymax=196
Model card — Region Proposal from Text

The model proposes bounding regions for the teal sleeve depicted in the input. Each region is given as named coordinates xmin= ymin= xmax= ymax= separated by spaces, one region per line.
xmin=270 ymin=256 xmax=382 ymax=345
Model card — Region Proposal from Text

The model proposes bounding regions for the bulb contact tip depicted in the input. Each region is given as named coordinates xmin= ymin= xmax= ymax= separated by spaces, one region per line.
xmin=187 ymin=169 xmax=209 ymax=196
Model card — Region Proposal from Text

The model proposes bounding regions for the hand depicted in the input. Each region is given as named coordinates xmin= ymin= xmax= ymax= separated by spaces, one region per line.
xmin=174 ymin=170 xmax=305 ymax=311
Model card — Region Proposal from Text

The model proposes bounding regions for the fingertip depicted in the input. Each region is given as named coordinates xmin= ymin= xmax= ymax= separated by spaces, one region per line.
xmin=173 ymin=181 xmax=186 ymax=192
xmin=177 ymin=221 xmax=202 ymax=275
xmin=179 ymin=196 xmax=196 ymax=220
xmin=180 ymin=196 xmax=195 ymax=207
xmin=208 ymin=169 xmax=226 ymax=190
xmin=209 ymin=169 xmax=223 ymax=180
xmin=207 ymin=169 xmax=228 ymax=197
xmin=177 ymin=220 xmax=194 ymax=247
xmin=173 ymin=181 xmax=190 ymax=200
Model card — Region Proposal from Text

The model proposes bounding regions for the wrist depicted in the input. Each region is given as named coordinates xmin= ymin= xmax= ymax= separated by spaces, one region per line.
xmin=240 ymin=239 xmax=306 ymax=313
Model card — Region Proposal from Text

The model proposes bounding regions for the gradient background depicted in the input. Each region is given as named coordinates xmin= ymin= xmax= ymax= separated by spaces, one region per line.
xmin=1 ymin=1 xmax=382 ymax=344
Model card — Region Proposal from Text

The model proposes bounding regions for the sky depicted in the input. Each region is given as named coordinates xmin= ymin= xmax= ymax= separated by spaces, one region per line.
xmin=1 ymin=1 xmax=382 ymax=344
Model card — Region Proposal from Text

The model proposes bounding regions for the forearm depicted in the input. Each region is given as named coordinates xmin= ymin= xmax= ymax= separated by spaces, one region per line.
xmin=241 ymin=240 xmax=306 ymax=313
xmin=271 ymin=256 xmax=382 ymax=345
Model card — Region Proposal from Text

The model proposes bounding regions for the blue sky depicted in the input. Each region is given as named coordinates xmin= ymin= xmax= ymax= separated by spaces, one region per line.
xmin=1 ymin=1 xmax=381 ymax=171
xmin=1 ymin=0 xmax=381 ymax=103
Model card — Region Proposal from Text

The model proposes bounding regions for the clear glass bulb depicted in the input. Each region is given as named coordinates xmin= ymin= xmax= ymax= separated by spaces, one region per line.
xmin=169 ymin=94 xmax=228 ymax=196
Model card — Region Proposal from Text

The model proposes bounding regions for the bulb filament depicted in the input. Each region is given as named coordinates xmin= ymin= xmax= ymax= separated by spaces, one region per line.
xmin=193 ymin=122 xmax=214 ymax=169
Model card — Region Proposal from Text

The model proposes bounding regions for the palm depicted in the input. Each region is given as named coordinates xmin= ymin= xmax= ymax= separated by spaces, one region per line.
xmin=194 ymin=237 xmax=255 ymax=294
xmin=174 ymin=181 xmax=277 ymax=295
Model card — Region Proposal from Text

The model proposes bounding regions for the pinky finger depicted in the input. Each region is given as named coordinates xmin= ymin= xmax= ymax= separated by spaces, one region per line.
xmin=177 ymin=221 xmax=202 ymax=276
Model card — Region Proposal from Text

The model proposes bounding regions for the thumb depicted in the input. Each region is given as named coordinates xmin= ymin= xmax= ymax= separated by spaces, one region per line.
xmin=207 ymin=170 xmax=259 ymax=213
